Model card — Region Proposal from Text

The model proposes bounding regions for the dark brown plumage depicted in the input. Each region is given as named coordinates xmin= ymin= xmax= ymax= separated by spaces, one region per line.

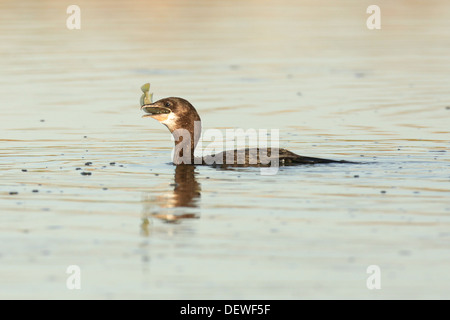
xmin=141 ymin=97 xmax=354 ymax=166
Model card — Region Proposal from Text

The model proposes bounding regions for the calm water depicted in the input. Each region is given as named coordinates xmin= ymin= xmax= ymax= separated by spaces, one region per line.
xmin=1 ymin=0 xmax=450 ymax=299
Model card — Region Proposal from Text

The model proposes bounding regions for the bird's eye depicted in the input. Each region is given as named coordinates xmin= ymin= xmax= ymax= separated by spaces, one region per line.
xmin=165 ymin=102 xmax=171 ymax=108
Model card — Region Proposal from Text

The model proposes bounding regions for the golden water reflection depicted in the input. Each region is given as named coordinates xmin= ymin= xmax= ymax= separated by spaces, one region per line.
xmin=141 ymin=165 xmax=201 ymax=230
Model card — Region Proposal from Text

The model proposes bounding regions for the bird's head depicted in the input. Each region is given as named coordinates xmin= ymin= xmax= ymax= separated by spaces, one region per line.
xmin=141 ymin=97 xmax=200 ymax=133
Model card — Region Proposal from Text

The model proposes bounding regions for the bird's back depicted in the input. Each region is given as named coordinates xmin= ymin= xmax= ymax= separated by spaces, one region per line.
xmin=198 ymin=148 xmax=352 ymax=167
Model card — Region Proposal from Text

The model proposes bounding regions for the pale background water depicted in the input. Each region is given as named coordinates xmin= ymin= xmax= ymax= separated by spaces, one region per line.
xmin=1 ymin=0 xmax=449 ymax=299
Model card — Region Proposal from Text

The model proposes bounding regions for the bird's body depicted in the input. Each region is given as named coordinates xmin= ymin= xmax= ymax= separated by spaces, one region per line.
xmin=196 ymin=148 xmax=351 ymax=167
xmin=141 ymin=96 xmax=354 ymax=166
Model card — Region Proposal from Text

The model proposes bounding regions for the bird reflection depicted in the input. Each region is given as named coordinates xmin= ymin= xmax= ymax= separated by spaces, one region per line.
xmin=170 ymin=164 xmax=201 ymax=208
xmin=141 ymin=165 xmax=201 ymax=232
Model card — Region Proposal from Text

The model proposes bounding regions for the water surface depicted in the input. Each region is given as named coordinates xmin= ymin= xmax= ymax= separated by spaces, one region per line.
xmin=1 ymin=0 xmax=450 ymax=299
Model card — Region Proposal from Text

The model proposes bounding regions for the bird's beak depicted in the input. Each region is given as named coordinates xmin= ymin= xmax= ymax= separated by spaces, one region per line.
xmin=141 ymin=103 xmax=171 ymax=118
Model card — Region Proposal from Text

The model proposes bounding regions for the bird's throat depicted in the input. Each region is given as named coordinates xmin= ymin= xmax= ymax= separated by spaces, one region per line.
xmin=171 ymin=120 xmax=202 ymax=165
xmin=149 ymin=114 xmax=170 ymax=122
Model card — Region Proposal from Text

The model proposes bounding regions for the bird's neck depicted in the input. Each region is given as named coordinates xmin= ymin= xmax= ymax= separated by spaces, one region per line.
xmin=171 ymin=120 xmax=201 ymax=165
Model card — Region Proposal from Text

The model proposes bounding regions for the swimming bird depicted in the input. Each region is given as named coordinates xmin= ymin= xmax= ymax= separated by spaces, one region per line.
xmin=141 ymin=96 xmax=353 ymax=167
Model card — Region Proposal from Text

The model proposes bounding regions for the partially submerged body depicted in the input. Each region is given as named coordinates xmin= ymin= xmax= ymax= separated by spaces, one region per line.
xmin=197 ymin=148 xmax=353 ymax=167
xmin=139 ymin=84 xmax=354 ymax=166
